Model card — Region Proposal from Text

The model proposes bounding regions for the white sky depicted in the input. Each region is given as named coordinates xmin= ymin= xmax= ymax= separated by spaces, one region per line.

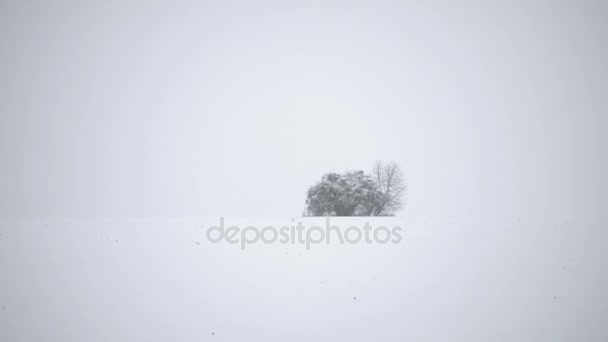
xmin=1 ymin=0 xmax=607 ymax=218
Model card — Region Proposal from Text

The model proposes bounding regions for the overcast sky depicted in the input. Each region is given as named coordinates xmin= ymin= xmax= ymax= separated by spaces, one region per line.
xmin=1 ymin=0 xmax=606 ymax=218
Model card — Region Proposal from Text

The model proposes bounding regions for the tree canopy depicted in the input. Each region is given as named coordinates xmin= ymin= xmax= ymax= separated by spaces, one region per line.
xmin=305 ymin=162 xmax=406 ymax=216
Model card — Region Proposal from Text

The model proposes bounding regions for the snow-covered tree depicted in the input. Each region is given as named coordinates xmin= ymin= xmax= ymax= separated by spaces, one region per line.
xmin=304 ymin=162 xmax=406 ymax=216
xmin=305 ymin=171 xmax=381 ymax=216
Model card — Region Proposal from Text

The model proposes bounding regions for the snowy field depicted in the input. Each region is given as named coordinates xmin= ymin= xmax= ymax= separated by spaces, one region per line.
xmin=0 ymin=217 xmax=607 ymax=341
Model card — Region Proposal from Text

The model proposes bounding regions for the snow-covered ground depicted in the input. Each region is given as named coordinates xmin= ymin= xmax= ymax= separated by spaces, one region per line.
xmin=0 ymin=217 xmax=606 ymax=341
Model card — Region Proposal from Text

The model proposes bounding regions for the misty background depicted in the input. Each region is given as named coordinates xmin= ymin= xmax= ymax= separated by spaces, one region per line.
xmin=1 ymin=0 xmax=607 ymax=219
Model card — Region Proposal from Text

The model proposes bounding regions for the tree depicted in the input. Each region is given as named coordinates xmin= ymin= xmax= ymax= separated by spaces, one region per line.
xmin=304 ymin=162 xmax=406 ymax=216
xmin=305 ymin=171 xmax=380 ymax=216
xmin=370 ymin=161 xmax=407 ymax=216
